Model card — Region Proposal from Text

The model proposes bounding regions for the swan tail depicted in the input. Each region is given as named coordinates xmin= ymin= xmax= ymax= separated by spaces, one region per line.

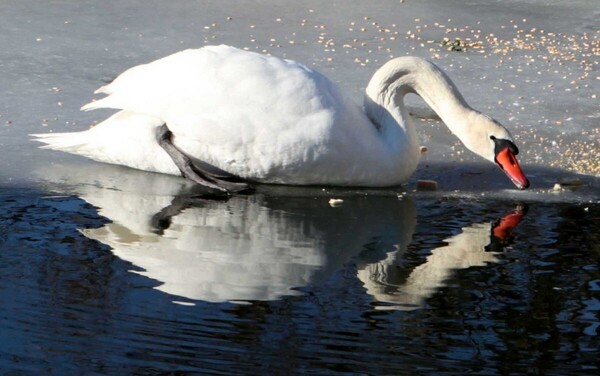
xmin=32 ymin=130 xmax=97 ymax=155
xmin=32 ymin=111 xmax=179 ymax=175
xmin=31 ymin=127 xmax=120 ymax=165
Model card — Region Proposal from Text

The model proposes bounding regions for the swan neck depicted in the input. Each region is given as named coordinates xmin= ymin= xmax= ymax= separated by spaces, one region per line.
xmin=365 ymin=57 xmax=473 ymax=136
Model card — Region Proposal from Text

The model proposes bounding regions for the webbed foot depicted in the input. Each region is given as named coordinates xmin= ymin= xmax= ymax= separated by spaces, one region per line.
xmin=156 ymin=124 xmax=254 ymax=195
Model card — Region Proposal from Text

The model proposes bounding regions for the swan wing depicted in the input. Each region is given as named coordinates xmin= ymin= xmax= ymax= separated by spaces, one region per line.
xmin=80 ymin=45 xmax=397 ymax=184
xmin=82 ymin=46 xmax=366 ymax=179
xmin=82 ymin=45 xmax=336 ymax=136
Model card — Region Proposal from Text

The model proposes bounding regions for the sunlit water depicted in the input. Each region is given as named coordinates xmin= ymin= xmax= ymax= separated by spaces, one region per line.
xmin=1 ymin=0 xmax=599 ymax=374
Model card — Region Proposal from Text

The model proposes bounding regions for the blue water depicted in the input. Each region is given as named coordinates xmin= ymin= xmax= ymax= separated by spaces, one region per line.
xmin=1 ymin=176 xmax=598 ymax=374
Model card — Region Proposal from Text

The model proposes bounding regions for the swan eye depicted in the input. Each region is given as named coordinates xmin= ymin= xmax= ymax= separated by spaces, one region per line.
xmin=491 ymin=137 xmax=519 ymax=156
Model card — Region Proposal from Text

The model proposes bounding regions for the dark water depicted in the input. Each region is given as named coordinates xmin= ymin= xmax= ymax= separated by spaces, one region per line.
xmin=0 ymin=174 xmax=598 ymax=375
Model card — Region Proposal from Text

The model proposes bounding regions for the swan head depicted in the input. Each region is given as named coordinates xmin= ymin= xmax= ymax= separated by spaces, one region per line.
xmin=460 ymin=113 xmax=530 ymax=190
xmin=366 ymin=56 xmax=530 ymax=190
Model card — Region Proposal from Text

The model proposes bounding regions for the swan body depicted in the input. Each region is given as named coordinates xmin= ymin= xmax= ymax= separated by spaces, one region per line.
xmin=34 ymin=45 xmax=529 ymax=189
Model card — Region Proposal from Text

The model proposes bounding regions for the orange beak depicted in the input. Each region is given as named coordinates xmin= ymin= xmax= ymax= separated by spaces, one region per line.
xmin=495 ymin=148 xmax=530 ymax=190
xmin=492 ymin=205 xmax=527 ymax=240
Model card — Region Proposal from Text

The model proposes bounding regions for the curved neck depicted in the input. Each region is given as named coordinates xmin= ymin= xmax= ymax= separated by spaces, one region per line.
xmin=364 ymin=57 xmax=474 ymax=139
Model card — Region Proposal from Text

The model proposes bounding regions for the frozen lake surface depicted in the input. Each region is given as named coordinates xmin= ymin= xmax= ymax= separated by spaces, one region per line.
xmin=0 ymin=0 xmax=598 ymax=374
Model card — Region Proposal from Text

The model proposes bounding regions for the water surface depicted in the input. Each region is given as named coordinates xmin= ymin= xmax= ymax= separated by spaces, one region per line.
xmin=1 ymin=165 xmax=598 ymax=374
xmin=0 ymin=0 xmax=598 ymax=374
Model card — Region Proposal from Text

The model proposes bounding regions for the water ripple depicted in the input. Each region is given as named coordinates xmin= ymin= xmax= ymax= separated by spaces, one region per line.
xmin=1 ymin=185 xmax=599 ymax=374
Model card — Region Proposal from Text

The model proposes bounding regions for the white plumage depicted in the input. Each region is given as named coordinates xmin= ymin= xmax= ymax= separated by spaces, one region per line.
xmin=33 ymin=45 xmax=528 ymax=189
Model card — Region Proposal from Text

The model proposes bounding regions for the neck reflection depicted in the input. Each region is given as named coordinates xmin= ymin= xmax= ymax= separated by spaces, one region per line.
xmin=356 ymin=205 xmax=526 ymax=310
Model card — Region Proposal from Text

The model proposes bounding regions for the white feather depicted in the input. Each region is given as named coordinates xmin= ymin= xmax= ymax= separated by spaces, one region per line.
xmin=33 ymin=111 xmax=179 ymax=175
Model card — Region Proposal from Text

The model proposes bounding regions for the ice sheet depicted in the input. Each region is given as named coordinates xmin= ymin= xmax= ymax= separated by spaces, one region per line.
xmin=1 ymin=0 xmax=597 ymax=196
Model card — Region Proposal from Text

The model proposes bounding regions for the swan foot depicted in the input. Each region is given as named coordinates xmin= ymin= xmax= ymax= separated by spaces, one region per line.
xmin=156 ymin=124 xmax=253 ymax=194
xmin=151 ymin=192 xmax=229 ymax=234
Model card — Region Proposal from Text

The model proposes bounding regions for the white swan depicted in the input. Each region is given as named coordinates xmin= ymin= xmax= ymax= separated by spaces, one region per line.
xmin=33 ymin=45 xmax=529 ymax=191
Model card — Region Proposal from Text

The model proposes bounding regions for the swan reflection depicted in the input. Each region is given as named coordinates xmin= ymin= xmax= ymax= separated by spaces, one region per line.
xmin=357 ymin=206 xmax=525 ymax=310
xmin=41 ymin=163 xmax=524 ymax=307
xmin=83 ymin=193 xmax=336 ymax=302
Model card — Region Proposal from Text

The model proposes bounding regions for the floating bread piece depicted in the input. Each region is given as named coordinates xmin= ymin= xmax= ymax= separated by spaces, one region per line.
xmin=553 ymin=178 xmax=584 ymax=191
xmin=416 ymin=180 xmax=438 ymax=191
xmin=559 ymin=178 xmax=583 ymax=187
xmin=328 ymin=198 xmax=344 ymax=207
